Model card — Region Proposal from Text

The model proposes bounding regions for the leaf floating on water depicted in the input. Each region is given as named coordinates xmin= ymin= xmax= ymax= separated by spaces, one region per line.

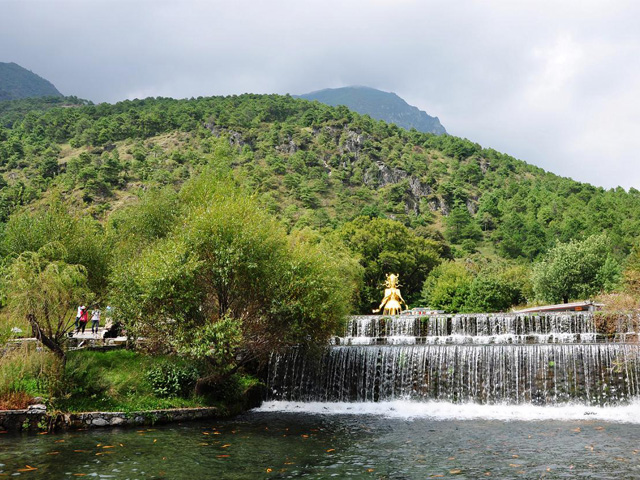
xmin=448 ymin=457 xmax=455 ymax=460
xmin=102 ymin=445 xmax=115 ymax=449
xmin=326 ymin=449 xmax=335 ymax=453
xmin=153 ymin=439 xmax=157 ymax=443
xmin=572 ymin=428 xmax=581 ymax=433
xmin=221 ymin=444 xmax=231 ymax=448
xmin=512 ymin=455 xmax=519 ymax=458
xmin=47 ymin=451 xmax=60 ymax=455
xmin=55 ymin=439 xmax=65 ymax=443
xmin=585 ymin=445 xmax=594 ymax=451
xmin=73 ymin=474 xmax=87 ymax=476
xmin=484 ymin=472 xmax=491 ymax=476
xmin=266 ymin=468 xmax=272 ymax=473
xmin=367 ymin=469 xmax=374 ymax=472
xmin=449 ymin=469 xmax=462 ymax=474
xmin=217 ymin=455 xmax=230 ymax=458
xmin=17 ymin=466 xmax=37 ymax=472
xmin=509 ymin=464 xmax=521 ymax=468
xmin=301 ymin=434 xmax=309 ymax=438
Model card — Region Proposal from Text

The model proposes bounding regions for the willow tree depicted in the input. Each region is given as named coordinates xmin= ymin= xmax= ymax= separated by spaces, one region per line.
xmin=4 ymin=245 xmax=90 ymax=364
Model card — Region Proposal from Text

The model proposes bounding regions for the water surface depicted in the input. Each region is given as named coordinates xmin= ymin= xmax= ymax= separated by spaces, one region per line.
xmin=2 ymin=403 xmax=640 ymax=479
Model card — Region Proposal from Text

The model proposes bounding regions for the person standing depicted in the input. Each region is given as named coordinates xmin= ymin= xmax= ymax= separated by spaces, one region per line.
xmin=75 ymin=305 xmax=85 ymax=333
xmin=90 ymin=308 xmax=101 ymax=335
xmin=78 ymin=307 xmax=89 ymax=334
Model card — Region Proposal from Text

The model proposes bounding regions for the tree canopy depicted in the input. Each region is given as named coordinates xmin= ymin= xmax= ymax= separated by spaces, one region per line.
xmin=532 ymin=235 xmax=620 ymax=303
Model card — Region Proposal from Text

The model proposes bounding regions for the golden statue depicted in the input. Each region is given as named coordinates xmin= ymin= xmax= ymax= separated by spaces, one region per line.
xmin=373 ymin=273 xmax=407 ymax=315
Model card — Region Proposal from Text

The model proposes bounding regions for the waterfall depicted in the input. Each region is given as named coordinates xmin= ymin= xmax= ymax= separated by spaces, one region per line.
xmin=267 ymin=313 xmax=640 ymax=405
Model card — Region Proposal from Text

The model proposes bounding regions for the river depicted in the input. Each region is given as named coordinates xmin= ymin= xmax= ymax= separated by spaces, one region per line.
xmin=2 ymin=400 xmax=640 ymax=479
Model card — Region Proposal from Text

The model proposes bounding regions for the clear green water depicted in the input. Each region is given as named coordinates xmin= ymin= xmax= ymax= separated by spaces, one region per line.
xmin=1 ymin=409 xmax=639 ymax=479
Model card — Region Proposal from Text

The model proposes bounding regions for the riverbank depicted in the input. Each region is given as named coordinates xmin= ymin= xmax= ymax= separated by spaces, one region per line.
xmin=0 ymin=348 xmax=264 ymax=431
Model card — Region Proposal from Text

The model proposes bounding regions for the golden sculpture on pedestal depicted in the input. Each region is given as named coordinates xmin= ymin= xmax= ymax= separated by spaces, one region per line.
xmin=373 ymin=273 xmax=407 ymax=315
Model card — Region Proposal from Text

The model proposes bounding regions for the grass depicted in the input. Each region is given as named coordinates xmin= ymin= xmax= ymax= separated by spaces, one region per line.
xmin=0 ymin=347 xmax=53 ymax=408
xmin=54 ymin=349 xmax=211 ymax=413
xmin=1 ymin=347 xmax=262 ymax=414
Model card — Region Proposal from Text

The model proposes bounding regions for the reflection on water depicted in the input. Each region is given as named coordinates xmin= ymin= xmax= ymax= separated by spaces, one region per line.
xmin=1 ymin=407 xmax=640 ymax=479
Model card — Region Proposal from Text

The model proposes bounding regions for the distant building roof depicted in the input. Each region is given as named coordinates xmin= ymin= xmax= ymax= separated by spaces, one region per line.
xmin=513 ymin=301 xmax=604 ymax=314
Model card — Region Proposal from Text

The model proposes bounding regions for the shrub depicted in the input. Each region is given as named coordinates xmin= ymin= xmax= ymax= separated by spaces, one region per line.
xmin=146 ymin=361 xmax=199 ymax=398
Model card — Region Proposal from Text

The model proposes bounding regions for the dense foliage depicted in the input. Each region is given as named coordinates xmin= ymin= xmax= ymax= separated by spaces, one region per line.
xmin=109 ymin=172 xmax=361 ymax=381
xmin=1 ymin=92 xmax=640 ymax=321
xmin=532 ymin=235 xmax=620 ymax=303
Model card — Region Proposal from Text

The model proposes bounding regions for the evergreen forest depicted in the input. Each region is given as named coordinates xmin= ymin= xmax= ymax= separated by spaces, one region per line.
xmin=1 ymin=93 xmax=640 ymax=329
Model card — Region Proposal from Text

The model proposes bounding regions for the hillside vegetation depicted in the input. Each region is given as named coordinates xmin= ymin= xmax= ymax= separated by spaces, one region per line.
xmin=1 ymin=94 xmax=639 ymax=313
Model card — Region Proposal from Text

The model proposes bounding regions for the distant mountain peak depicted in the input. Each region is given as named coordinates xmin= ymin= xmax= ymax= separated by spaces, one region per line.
xmin=298 ymin=86 xmax=446 ymax=135
xmin=0 ymin=62 xmax=62 ymax=101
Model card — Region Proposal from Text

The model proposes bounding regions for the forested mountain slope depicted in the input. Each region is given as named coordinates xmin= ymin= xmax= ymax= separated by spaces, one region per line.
xmin=1 ymin=93 xmax=639 ymax=266
xmin=299 ymin=86 xmax=446 ymax=134
xmin=0 ymin=62 xmax=62 ymax=101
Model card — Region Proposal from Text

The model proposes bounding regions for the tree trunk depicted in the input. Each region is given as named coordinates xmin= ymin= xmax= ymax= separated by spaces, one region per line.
xmin=27 ymin=314 xmax=66 ymax=367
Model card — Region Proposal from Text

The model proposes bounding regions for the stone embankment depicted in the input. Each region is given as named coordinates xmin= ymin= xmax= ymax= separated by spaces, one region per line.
xmin=0 ymin=405 xmax=219 ymax=432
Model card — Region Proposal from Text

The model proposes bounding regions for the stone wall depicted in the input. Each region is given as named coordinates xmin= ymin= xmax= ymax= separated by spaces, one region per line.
xmin=0 ymin=406 xmax=219 ymax=432
xmin=0 ymin=405 xmax=47 ymax=432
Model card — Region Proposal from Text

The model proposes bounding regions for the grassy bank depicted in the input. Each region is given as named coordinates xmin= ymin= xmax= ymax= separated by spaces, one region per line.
xmin=0 ymin=348 xmax=261 ymax=414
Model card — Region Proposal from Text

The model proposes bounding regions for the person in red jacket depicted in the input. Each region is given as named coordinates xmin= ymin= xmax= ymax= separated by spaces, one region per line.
xmin=78 ymin=307 xmax=89 ymax=334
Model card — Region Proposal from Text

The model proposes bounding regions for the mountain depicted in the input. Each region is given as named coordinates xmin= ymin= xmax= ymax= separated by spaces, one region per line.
xmin=299 ymin=86 xmax=446 ymax=135
xmin=0 ymin=62 xmax=62 ymax=101
xmin=0 ymin=94 xmax=638 ymax=266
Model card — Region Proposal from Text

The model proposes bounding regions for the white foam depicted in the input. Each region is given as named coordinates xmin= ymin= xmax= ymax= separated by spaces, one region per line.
xmin=255 ymin=400 xmax=640 ymax=424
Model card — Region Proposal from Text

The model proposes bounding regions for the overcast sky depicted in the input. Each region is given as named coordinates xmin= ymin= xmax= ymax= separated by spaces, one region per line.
xmin=2 ymin=0 xmax=639 ymax=189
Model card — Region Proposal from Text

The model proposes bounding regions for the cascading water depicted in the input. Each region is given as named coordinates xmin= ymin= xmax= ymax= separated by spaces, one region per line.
xmin=266 ymin=313 xmax=640 ymax=405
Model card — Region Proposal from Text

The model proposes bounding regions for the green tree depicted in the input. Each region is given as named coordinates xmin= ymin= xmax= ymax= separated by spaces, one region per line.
xmin=623 ymin=244 xmax=640 ymax=296
xmin=445 ymin=202 xmax=482 ymax=245
xmin=532 ymin=235 xmax=620 ymax=303
xmin=3 ymin=244 xmax=90 ymax=363
xmin=110 ymin=174 xmax=361 ymax=389
xmin=334 ymin=216 xmax=442 ymax=312
xmin=420 ymin=261 xmax=473 ymax=313
xmin=1 ymin=198 xmax=111 ymax=295
xmin=464 ymin=271 xmax=524 ymax=313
